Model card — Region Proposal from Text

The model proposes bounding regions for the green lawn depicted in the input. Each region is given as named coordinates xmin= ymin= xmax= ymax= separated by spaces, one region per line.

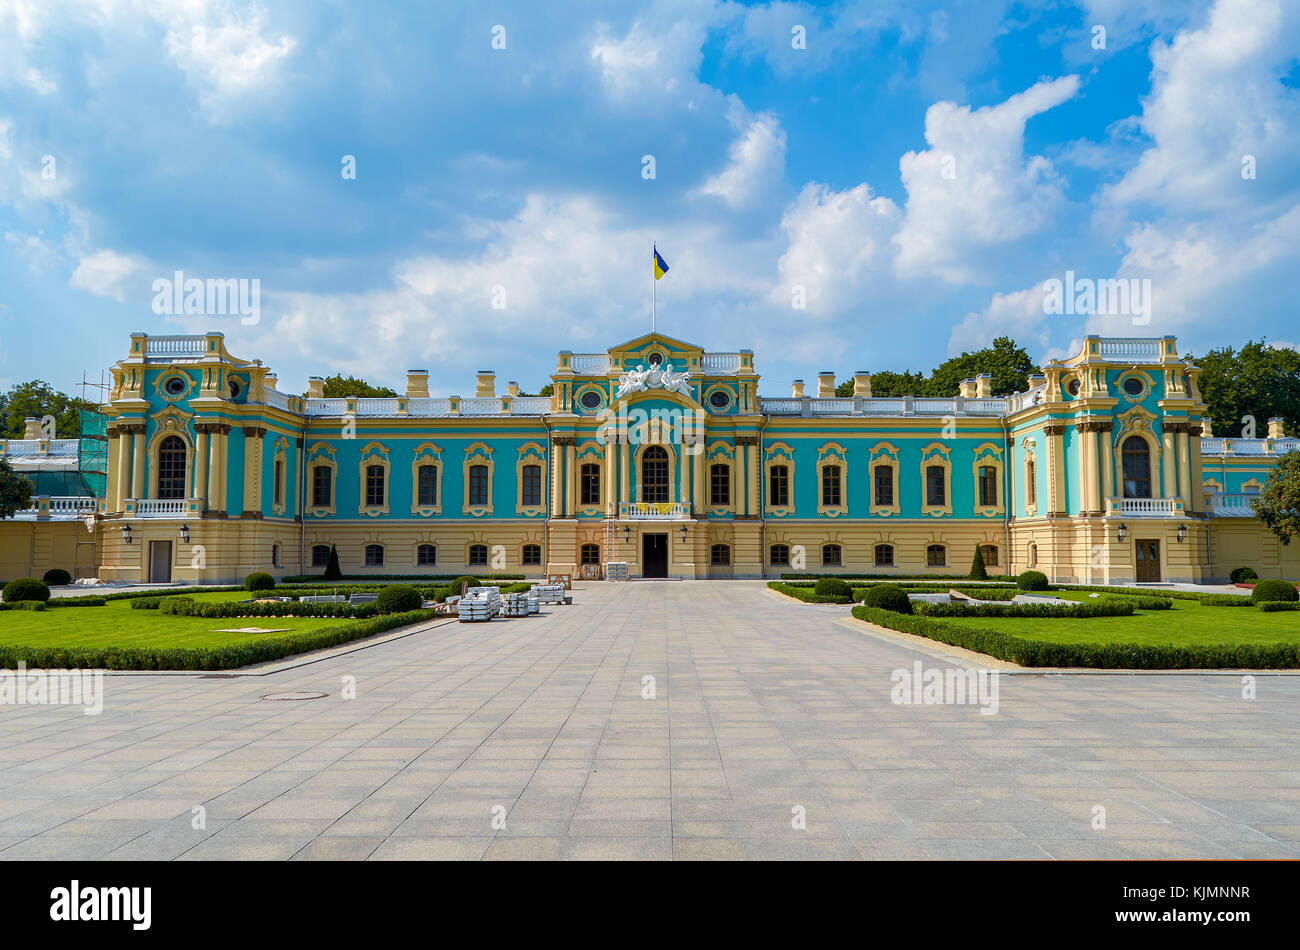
xmin=938 ymin=593 xmax=1300 ymax=648
xmin=1 ymin=593 xmax=337 ymax=651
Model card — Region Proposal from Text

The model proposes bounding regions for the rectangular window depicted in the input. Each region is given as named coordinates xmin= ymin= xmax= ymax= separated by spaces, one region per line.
xmin=874 ymin=544 xmax=894 ymax=567
xmin=710 ymin=463 xmax=730 ymax=506
xmin=418 ymin=464 xmax=438 ymax=507
xmin=978 ymin=465 xmax=997 ymax=507
xmin=469 ymin=464 xmax=489 ymax=507
xmin=522 ymin=464 xmax=542 ymax=507
xmin=312 ymin=466 xmax=331 ymax=508
xmin=873 ymin=465 xmax=892 ymax=506
xmin=580 ymin=464 xmax=601 ymax=506
xmin=769 ymin=465 xmax=789 ymax=507
xmin=1027 ymin=460 xmax=1037 ymax=507
xmin=926 ymin=465 xmax=946 ymax=507
xmin=821 ymin=465 xmax=842 ymax=508
xmin=365 ymin=465 xmax=385 ymax=507
xmin=273 ymin=459 xmax=283 ymax=506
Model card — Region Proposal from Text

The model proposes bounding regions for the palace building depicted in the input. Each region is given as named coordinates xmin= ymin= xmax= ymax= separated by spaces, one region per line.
xmin=2 ymin=330 xmax=1297 ymax=585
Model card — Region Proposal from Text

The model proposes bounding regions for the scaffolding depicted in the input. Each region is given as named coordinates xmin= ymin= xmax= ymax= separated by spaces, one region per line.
xmin=77 ymin=408 xmax=109 ymax=498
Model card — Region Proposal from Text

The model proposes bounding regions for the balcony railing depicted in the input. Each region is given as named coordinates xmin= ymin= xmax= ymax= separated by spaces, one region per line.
xmin=1207 ymin=492 xmax=1258 ymax=517
xmin=701 ymin=353 xmax=744 ymax=373
xmin=1106 ymin=497 xmax=1181 ymax=517
xmin=144 ymin=335 xmax=208 ymax=357
xmin=570 ymin=355 xmax=611 ymax=375
xmin=134 ymin=499 xmax=191 ymax=517
xmin=622 ymin=502 xmax=690 ymax=520
xmin=8 ymin=496 xmax=98 ymax=520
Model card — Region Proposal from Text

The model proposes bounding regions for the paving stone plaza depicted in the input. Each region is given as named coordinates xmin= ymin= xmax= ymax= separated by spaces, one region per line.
xmin=1 ymin=581 xmax=1297 ymax=861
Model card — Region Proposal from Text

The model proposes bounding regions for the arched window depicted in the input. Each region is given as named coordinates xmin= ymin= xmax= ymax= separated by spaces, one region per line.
xmin=416 ymin=544 xmax=436 ymax=566
xmin=156 ymin=436 xmax=186 ymax=499
xmin=874 ymin=544 xmax=894 ymax=567
xmin=822 ymin=543 xmax=842 ymax=566
xmin=271 ymin=544 xmax=281 ymax=568
xmin=979 ymin=544 xmax=999 ymax=567
xmin=522 ymin=544 xmax=542 ymax=565
xmin=580 ymin=543 xmax=601 ymax=565
xmin=311 ymin=544 xmax=331 ymax=567
xmin=1122 ymin=437 xmax=1152 ymax=498
xmin=641 ymin=446 xmax=669 ymax=503
xmin=710 ymin=544 xmax=730 ymax=565
xmin=926 ymin=544 xmax=946 ymax=567
xmin=769 ymin=544 xmax=790 ymax=566
xmin=469 ymin=544 xmax=488 ymax=565
xmin=1028 ymin=542 xmax=1038 ymax=567
xmin=364 ymin=544 xmax=384 ymax=566
xmin=1026 ymin=459 xmax=1037 ymax=507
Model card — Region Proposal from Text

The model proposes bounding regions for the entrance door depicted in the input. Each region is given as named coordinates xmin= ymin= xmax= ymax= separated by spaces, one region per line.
xmin=148 ymin=540 xmax=173 ymax=583
xmin=1135 ymin=539 xmax=1161 ymax=582
xmin=642 ymin=533 xmax=668 ymax=578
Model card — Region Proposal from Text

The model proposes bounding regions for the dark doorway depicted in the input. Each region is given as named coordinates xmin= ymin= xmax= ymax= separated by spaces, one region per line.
xmin=642 ymin=533 xmax=668 ymax=578
xmin=148 ymin=540 xmax=173 ymax=583
xmin=1135 ymin=539 xmax=1161 ymax=582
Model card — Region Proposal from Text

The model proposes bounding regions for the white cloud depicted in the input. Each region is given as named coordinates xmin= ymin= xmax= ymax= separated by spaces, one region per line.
xmin=589 ymin=8 xmax=716 ymax=102
xmin=948 ymin=284 xmax=1052 ymax=357
xmin=68 ymin=249 xmax=144 ymax=302
xmin=692 ymin=104 xmax=786 ymax=208
xmin=893 ymin=75 xmax=1081 ymax=283
xmin=5 ymin=231 xmax=59 ymax=273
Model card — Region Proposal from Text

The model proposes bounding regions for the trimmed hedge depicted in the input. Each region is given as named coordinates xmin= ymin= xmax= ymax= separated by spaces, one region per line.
xmin=281 ymin=573 xmax=526 ymax=583
xmin=159 ymin=597 xmax=381 ymax=620
xmin=43 ymin=569 xmax=72 ymax=586
xmin=2 ymin=579 xmax=50 ymax=603
xmin=767 ymin=582 xmax=852 ymax=604
xmin=780 ymin=572 xmax=1015 ymax=582
xmin=1016 ymin=570 xmax=1049 ymax=591
xmin=850 ymin=605 xmax=1300 ymax=669
xmin=1258 ymin=601 xmax=1300 ymax=612
xmin=813 ymin=577 xmax=853 ymax=599
xmin=1230 ymin=567 xmax=1258 ymax=583
xmin=376 ymin=585 xmax=422 ymax=614
xmin=862 ymin=584 xmax=911 ymax=614
xmin=245 ymin=572 xmax=275 ymax=592
xmin=1052 ymin=585 xmax=1253 ymax=607
xmin=1251 ymin=580 xmax=1299 ymax=604
xmin=0 ymin=601 xmax=45 ymax=611
xmin=0 ymin=609 xmax=440 ymax=671
xmin=914 ymin=600 xmax=1136 ymax=619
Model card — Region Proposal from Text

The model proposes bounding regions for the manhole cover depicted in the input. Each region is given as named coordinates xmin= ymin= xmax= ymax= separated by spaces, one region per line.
xmin=259 ymin=691 xmax=329 ymax=701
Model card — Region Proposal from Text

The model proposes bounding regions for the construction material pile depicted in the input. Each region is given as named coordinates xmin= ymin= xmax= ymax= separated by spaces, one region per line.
xmin=531 ymin=583 xmax=566 ymax=605
xmin=457 ymin=586 xmax=501 ymax=622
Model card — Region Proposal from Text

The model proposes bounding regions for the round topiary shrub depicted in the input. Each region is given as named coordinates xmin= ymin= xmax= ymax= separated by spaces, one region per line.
xmin=375 ymin=584 xmax=423 ymax=614
xmin=862 ymin=583 xmax=912 ymax=614
xmin=3 ymin=578 xmax=51 ymax=603
xmin=244 ymin=572 xmax=275 ymax=592
xmin=453 ymin=575 xmax=479 ymax=594
xmin=1017 ymin=570 xmax=1049 ymax=591
xmin=1250 ymin=579 xmax=1298 ymax=603
xmin=813 ymin=577 xmax=852 ymax=599
xmin=1230 ymin=566 xmax=1258 ymax=584
xmin=42 ymin=568 xmax=72 ymax=586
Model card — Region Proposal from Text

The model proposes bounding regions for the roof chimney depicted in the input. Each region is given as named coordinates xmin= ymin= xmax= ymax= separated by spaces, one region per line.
xmin=506 ymin=380 xmax=519 ymax=397
xmin=958 ymin=378 xmax=976 ymax=398
xmin=476 ymin=370 xmax=495 ymax=398
xmin=1200 ymin=416 xmax=1213 ymax=438
xmin=406 ymin=370 xmax=429 ymax=399
xmin=1268 ymin=417 xmax=1286 ymax=439
xmin=817 ymin=371 xmax=835 ymax=398
xmin=307 ymin=377 xmax=325 ymax=399
xmin=791 ymin=379 xmax=805 ymax=398
xmin=23 ymin=417 xmax=44 ymax=440
xmin=975 ymin=373 xmax=992 ymax=398
xmin=853 ymin=371 xmax=871 ymax=398
xmin=263 ymin=372 xmax=278 ymax=390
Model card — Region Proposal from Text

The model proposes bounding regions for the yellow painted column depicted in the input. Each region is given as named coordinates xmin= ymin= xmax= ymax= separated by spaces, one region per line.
xmin=1176 ymin=426 xmax=1191 ymax=506
xmin=550 ymin=437 xmax=564 ymax=516
xmin=1161 ymin=427 xmax=1177 ymax=500
xmin=1188 ymin=423 xmax=1205 ymax=513
xmin=620 ymin=439 xmax=630 ymax=508
xmin=106 ymin=431 xmax=121 ymax=511
xmin=115 ymin=426 xmax=133 ymax=505
xmin=692 ymin=439 xmax=706 ymax=514
xmin=603 ymin=435 xmax=615 ymax=515
xmin=243 ymin=427 xmax=263 ymax=515
xmin=564 ymin=440 xmax=576 ymax=516
xmin=130 ymin=427 xmax=146 ymax=500
xmin=735 ymin=443 xmax=746 ymax=515
xmin=209 ymin=424 xmax=228 ymax=514
xmin=1100 ymin=424 xmax=1114 ymax=503
xmin=193 ymin=426 xmax=209 ymax=506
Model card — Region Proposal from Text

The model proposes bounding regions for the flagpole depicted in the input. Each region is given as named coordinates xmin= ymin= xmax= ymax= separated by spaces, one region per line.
xmin=652 ymin=242 xmax=656 ymax=334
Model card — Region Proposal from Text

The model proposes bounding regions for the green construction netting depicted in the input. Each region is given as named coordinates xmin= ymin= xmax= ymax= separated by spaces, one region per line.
xmin=76 ymin=408 xmax=108 ymax=498
xmin=25 ymin=471 xmax=102 ymax=496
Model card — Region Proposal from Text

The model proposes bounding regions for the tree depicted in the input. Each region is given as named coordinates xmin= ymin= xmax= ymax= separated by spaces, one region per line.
xmin=0 ymin=380 xmax=99 ymax=440
xmin=930 ymin=336 xmax=1036 ymax=397
xmin=862 ymin=369 xmax=931 ymax=397
xmin=517 ymin=383 xmax=554 ymax=398
xmin=968 ymin=545 xmax=989 ymax=580
xmin=1189 ymin=340 xmax=1300 ymax=439
xmin=323 ymin=544 xmax=343 ymax=580
xmin=0 ymin=458 xmax=34 ymax=518
xmin=304 ymin=374 xmax=398 ymax=399
xmin=1253 ymin=450 xmax=1300 ymax=545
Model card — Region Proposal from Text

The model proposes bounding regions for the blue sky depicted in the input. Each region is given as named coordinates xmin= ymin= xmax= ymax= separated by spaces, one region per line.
xmin=1 ymin=0 xmax=1298 ymax=398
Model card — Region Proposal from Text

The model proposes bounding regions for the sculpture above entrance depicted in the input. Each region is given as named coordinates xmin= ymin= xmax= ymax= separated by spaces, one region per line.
xmin=616 ymin=361 xmax=692 ymax=399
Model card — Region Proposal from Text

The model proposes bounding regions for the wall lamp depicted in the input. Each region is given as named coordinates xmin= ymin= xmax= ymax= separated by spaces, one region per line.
xmin=1116 ymin=522 xmax=1128 ymax=543
xmin=180 ymin=523 xmax=190 ymax=544
xmin=622 ymin=525 xmax=631 ymax=542
xmin=679 ymin=524 xmax=688 ymax=543
xmin=1177 ymin=523 xmax=1187 ymax=543
xmin=121 ymin=523 xmax=132 ymax=544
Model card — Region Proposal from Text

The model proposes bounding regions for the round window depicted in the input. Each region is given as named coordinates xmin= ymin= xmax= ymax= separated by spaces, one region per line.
xmin=1067 ymin=379 xmax=1081 ymax=397
xmin=647 ymin=352 xmax=663 ymax=366
xmin=1123 ymin=376 xmax=1145 ymax=397
xmin=708 ymin=389 xmax=731 ymax=410
xmin=579 ymin=390 xmax=602 ymax=409
xmin=163 ymin=376 xmax=187 ymax=396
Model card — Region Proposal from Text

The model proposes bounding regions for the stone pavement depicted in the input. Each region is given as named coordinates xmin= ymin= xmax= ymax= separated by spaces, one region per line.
xmin=0 ymin=580 xmax=1296 ymax=860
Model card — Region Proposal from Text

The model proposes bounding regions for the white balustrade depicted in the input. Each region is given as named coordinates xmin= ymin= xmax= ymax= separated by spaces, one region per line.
xmin=625 ymin=502 xmax=689 ymax=520
xmin=510 ymin=396 xmax=552 ymax=414
xmin=570 ymin=355 xmax=611 ymax=374
xmin=1098 ymin=338 xmax=1162 ymax=360
xmin=135 ymin=499 xmax=189 ymax=517
xmin=701 ymin=354 xmax=743 ymax=373
xmin=145 ymin=335 xmax=208 ymax=357
xmin=355 ymin=398 xmax=401 ymax=416
xmin=1109 ymin=497 xmax=1178 ymax=516
xmin=460 ymin=397 xmax=503 ymax=414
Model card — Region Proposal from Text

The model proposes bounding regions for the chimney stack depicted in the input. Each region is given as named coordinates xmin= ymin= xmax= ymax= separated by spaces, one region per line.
xmin=1268 ymin=417 xmax=1286 ymax=439
xmin=1200 ymin=416 xmax=1213 ymax=438
xmin=958 ymin=379 xmax=976 ymax=398
xmin=406 ymin=370 xmax=429 ymax=399
xmin=307 ymin=377 xmax=325 ymax=399
xmin=975 ymin=373 xmax=993 ymax=398
xmin=507 ymin=381 xmax=519 ymax=397
xmin=791 ymin=379 xmax=805 ymax=398
xmin=23 ymin=417 xmax=44 ymax=439
xmin=817 ymin=371 xmax=835 ymax=398
xmin=476 ymin=370 xmax=495 ymax=398
xmin=263 ymin=372 xmax=278 ymax=390
xmin=853 ymin=371 xmax=872 ymax=397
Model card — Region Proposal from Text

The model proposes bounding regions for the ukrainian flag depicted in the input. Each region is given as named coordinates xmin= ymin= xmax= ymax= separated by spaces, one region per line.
xmin=653 ymin=247 xmax=669 ymax=280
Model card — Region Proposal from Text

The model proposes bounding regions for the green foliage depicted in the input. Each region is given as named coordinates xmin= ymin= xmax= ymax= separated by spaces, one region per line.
xmin=42 ymin=568 xmax=72 ymax=586
xmin=304 ymin=374 xmax=398 ymax=398
xmin=1254 ymin=451 xmax=1300 ymax=546
xmin=915 ymin=600 xmax=1136 ymax=619
xmin=3 ymin=578 xmax=50 ymax=603
xmin=1189 ymin=339 xmax=1300 ymax=441
xmin=969 ymin=545 xmax=988 ymax=580
xmin=766 ymin=582 xmax=852 ymax=604
xmin=323 ymin=544 xmax=343 ymax=580
xmin=1230 ymin=566 xmax=1259 ymax=583
xmin=0 ymin=458 xmax=34 ymax=519
xmin=1052 ymin=585 xmax=1252 ymax=606
xmin=244 ymin=572 xmax=275 ymax=591
xmin=1258 ymin=601 xmax=1300 ymax=612
xmin=862 ymin=584 xmax=912 ymax=614
xmin=813 ymin=577 xmax=852 ymax=598
xmin=375 ymin=584 xmax=422 ymax=614
xmin=1251 ymin=579 xmax=1298 ymax=603
xmin=837 ymin=337 xmax=1037 ymax=397
xmin=0 ymin=380 xmax=99 ymax=439
xmin=1016 ymin=570 xmax=1050 ymax=591
xmin=0 ymin=600 xmax=45 ymax=611
xmin=130 ymin=597 xmax=165 ymax=610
